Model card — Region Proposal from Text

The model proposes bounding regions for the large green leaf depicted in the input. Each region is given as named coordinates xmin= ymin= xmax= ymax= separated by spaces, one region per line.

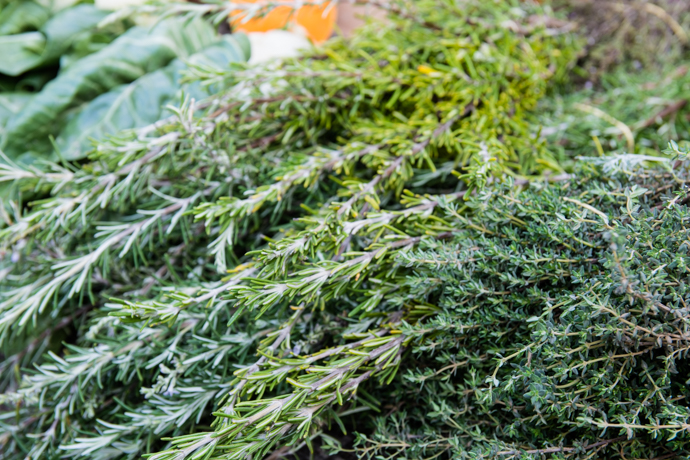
xmin=40 ymin=4 xmax=111 ymax=62
xmin=31 ymin=0 xmax=82 ymax=13
xmin=0 ymin=92 xmax=33 ymax=134
xmin=1 ymin=17 xmax=218 ymax=159
xmin=55 ymin=35 xmax=250 ymax=160
xmin=0 ymin=1 xmax=50 ymax=35
xmin=0 ymin=32 xmax=46 ymax=77
xmin=0 ymin=5 xmax=109 ymax=77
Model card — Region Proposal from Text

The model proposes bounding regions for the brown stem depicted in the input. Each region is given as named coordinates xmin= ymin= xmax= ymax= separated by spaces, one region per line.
xmin=353 ymin=0 xmax=443 ymax=30
xmin=637 ymin=99 xmax=687 ymax=130
xmin=496 ymin=435 xmax=627 ymax=456
xmin=9 ymin=304 xmax=92 ymax=365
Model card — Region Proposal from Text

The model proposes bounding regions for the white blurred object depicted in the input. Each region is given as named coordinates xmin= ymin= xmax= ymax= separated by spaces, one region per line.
xmin=94 ymin=0 xmax=174 ymax=26
xmin=247 ymin=30 xmax=311 ymax=65
xmin=36 ymin=0 xmax=80 ymax=11
xmin=95 ymin=0 xmax=149 ymax=10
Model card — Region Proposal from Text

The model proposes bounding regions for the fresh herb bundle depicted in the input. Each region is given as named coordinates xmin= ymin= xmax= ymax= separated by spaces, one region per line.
xmin=356 ymin=143 xmax=690 ymax=459
xmin=4 ymin=1 xmax=687 ymax=460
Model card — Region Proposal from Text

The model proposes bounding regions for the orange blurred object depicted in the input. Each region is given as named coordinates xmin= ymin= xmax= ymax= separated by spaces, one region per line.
xmin=230 ymin=1 xmax=337 ymax=43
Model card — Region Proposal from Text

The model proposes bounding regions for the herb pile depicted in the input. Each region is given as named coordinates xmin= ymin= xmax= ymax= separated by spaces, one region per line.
xmin=1 ymin=1 xmax=690 ymax=460
xmin=357 ymin=144 xmax=690 ymax=459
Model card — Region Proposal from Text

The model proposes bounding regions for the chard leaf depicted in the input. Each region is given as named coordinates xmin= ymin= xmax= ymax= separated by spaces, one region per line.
xmin=1 ymin=16 xmax=218 ymax=159
xmin=0 ymin=1 xmax=50 ymax=35
xmin=0 ymin=92 xmax=33 ymax=135
xmin=0 ymin=32 xmax=46 ymax=77
xmin=55 ymin=35 xmax=250 ymax=160
xmin=0 ymin=4 xmax=109 ymax=77
xmin=39 ymin=4 xmax=110 ymax=64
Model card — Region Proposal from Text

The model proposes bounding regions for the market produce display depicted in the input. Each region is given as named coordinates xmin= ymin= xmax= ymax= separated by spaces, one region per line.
xmin=1 ymin=1 xmax=690 ymax=460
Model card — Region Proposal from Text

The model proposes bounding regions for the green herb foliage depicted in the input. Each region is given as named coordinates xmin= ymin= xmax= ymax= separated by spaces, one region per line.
xmin=355 ymin=142 xmax=690 ymax=459
xmin=540 ymin=63 xmax=690 ymax=162
xmin=13 ymin=1 xmax=690 ymax=460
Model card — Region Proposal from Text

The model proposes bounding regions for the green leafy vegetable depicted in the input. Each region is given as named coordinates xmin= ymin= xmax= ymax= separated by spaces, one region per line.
xmin=0 ymin=32 xmax=46 ymax=77
xmin=39 ymin=4 xmax=111 ymax=64
xmin=0 ymin=92 xmax=32 ymax=132
xmin=56 ymin=34 xmax=251 ymax=160
xmin=0 ymin=5 xmax=109 ymax=77
xmin=0 ymin=0 xmax=50 ymax=35
xmin=1 ymin=16 xmax=218 ymax=159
